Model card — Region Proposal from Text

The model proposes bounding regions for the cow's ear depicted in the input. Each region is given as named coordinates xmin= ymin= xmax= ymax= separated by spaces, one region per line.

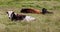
xmin=6 ymin=12 xmax=8 ymax=14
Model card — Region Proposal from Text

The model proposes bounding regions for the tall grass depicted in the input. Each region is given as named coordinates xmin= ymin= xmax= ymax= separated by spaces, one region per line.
xmin=0 ymin=0 xmax=60 ymax=32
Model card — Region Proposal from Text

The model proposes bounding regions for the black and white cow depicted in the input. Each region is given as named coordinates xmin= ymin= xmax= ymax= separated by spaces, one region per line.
xmin=6 ymin=11 xmax=36 ymax=22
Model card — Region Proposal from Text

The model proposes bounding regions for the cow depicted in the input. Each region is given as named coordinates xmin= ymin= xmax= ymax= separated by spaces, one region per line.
xmin=20 ymin=8 xmax=41 ymax=14
xmin=6 ymin=11 xmax=36 ymax=22
xmin=20 ymin=8 xmax=53 ymax=14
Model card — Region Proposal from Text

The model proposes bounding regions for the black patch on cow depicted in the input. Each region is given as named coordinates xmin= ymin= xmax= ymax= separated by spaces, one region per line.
xmin=11 ymin=12 xmax=26 ymax=21
xmin=42 ymin=8 xmax=47 ymax=14
xmin=42 ymin=8 xmax=53 ymax=14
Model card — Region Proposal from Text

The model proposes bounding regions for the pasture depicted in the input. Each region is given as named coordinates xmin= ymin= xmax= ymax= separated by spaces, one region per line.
xmin=0 ymin=0 xmax=60 ymax=32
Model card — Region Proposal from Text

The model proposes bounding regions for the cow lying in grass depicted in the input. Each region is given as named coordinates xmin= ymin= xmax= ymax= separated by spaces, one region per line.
xmin=20 ymin=8 xmax=41 ymax=14
xmin=6 ymin=11 xmax=36 ymax=22
xmin=20 ymin=8 xmax=53 ymax=14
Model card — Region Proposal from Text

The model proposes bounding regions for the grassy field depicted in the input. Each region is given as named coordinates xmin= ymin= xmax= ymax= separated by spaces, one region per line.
xmin=0 ymin=0 xmax=60 ymax=32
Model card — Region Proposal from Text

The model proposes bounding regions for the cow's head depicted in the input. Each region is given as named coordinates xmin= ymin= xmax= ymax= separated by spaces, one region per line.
xmin=6 ymin=11 xmax=14 ymax=19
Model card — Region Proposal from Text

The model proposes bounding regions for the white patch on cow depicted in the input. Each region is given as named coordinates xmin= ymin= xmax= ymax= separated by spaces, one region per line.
xmin=24 ymin=16 xmax=36 ymax=22
xmin=7 ymin=11 xmax=13 ymax=18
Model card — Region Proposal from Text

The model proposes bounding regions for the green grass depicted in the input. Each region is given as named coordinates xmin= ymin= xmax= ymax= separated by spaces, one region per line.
xmin=0 ymin=0 xmax=60 ymax=32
